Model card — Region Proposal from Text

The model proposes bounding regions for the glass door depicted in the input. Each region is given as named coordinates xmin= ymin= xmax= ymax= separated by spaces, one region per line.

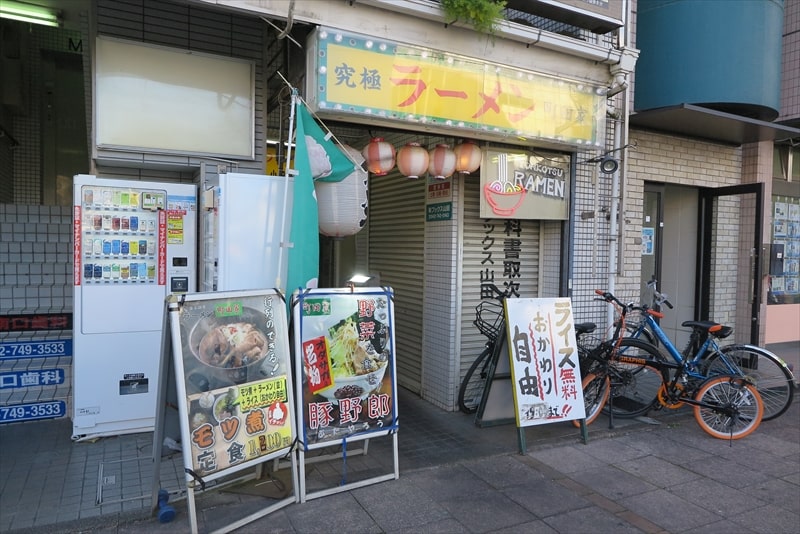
xmin=698 ymin=183 xmax=764 ymax=344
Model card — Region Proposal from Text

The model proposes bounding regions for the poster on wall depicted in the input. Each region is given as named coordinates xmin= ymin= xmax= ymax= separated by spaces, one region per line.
xmin=642 ymin=227 xmax=654 ymax=255
xmin=168 ymin=290 xmax=296 ymax=480
xmin=292 ymin=287 xmax=398 ymax=449
xmin=503 ymin=298 xmax=585 ymax=427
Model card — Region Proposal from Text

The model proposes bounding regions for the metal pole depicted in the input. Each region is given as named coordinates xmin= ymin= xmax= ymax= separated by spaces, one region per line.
xmin=275 ymin=89 xmax=298 ymax=289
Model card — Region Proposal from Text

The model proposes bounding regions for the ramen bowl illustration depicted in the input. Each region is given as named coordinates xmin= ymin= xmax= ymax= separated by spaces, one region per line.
xmin=484 ymin=182 xmax=526 ymax=216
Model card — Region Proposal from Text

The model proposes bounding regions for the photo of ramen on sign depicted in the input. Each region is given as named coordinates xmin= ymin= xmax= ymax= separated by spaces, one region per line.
xmin=297 ymin=289 xmax=396 ymax=446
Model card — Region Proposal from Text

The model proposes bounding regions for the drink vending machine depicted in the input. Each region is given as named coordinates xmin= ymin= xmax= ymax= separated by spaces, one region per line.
xmin=71 ymin=174 xmax=197 ymax=440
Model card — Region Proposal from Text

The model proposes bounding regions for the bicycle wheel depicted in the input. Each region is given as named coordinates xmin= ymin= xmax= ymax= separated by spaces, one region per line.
xmin=458 ymin=345 xmax=494 ymax=414
xmin=701 ymin=345 xmax=794 ymax=421
xmin=693 ymin=376 xmax=763 ymax=440
xmin=572 ymin=372 xmax=610 ymax=428
xmin=604 ymin=338 xmax=665 ymax=418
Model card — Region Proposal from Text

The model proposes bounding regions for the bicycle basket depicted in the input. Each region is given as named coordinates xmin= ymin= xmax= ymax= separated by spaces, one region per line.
xmin=577 ymin=334 xmax=603 ymax=373
xmin=474 ymin=300 xmax=504 ymax=341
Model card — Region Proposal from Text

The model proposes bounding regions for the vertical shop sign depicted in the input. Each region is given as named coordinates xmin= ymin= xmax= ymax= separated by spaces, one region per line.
xmin=504 ymin=298 xmax=585 ymax=426
xmin=480 ymin=219 xmax=523 ymax=298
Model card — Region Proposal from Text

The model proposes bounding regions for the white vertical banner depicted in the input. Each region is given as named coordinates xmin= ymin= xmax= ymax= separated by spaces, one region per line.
xmin=504 ymin=298 xmax=585 ymax=427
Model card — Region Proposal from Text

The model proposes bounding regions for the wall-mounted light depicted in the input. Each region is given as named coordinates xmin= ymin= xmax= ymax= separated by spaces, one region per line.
xmin=0 ymin=0 xmax=61 ymax=27
xmin=599 ymin=156 xmax=619 ymax=174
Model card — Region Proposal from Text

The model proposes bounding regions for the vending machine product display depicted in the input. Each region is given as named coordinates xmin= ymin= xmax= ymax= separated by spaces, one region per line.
xmin=72 ymin=174 xmax=197 ymax=440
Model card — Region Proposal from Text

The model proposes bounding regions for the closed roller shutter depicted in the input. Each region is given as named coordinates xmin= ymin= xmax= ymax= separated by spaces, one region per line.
xmin=368 ymin=168 xmax=426 ymax=393
xmin=459 ymin=177 xmax=541 ymax=387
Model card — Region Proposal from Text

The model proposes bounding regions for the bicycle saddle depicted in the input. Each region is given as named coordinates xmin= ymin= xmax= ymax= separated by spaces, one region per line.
xmin=681 ymin=320 xmax=733 ymax=339
xmin=575 ymin=322 xmax=597 ymax=335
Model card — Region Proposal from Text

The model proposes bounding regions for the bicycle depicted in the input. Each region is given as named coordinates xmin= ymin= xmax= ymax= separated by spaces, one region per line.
xmin=625 ymin=280 xmax=795 ymax=421
xmin=574 ymin=292 xmax=668 ymax=424
xmin=458 ymin=284 xmax=509 ymax=414
xmin=578 ymin=290 xmax=765 ymax=440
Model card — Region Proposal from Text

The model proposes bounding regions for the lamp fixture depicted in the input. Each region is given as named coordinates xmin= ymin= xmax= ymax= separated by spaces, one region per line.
xmin=346 ymin=273 xmax=373 ymax=291
xmin=347 ymin=274 xmax=372 ymax=285
xmin=0 ymin=1 xmax=61 ymax=27
xmin=599 ymin=156 xmax=619 ymax=174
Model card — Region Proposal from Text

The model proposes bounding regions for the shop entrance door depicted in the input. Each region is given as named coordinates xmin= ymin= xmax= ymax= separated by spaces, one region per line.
xmin=698 ymin=183 xmax=764 ymax=345
xmin=641 ymin=183 xmax=698 ymax=347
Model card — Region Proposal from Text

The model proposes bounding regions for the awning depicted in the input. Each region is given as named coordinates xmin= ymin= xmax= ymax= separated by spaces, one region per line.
xmin=629 ymin=103 xmax=800 ymax=146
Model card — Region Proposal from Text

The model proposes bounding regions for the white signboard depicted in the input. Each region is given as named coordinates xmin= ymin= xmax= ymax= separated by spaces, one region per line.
xmin=504 ymin=298 xmax=585 ymax=427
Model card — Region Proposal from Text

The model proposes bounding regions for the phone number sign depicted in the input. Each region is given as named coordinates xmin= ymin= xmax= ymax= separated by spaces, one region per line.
xmin=0 ymin=401 xmax=66 ymax=423
xmin=0 ymin=340 xmax=72 ymax=359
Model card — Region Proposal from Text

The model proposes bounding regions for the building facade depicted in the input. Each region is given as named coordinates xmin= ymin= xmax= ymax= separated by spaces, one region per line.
xmin=0 ymin=0 xmax=797 ymax=422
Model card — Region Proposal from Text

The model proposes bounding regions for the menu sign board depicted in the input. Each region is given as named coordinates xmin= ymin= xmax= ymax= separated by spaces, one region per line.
xmin=504 ymin=298 xmax=585 ymax=427
xmin=171 ymin=290 xmax=295 ymax=479
xmin=293 ymin=288 xmax=398 ymax=449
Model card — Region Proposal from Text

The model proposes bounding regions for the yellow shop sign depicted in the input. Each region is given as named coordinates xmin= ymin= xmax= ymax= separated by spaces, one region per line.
xmin=307 ymin=27 xmax=606 ymax=147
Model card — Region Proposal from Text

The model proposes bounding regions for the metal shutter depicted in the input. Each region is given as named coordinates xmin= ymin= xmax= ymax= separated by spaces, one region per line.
xmin=368 ymin=168 xmax=426 ymax=393
xmin=458 ymin=177 xmax=541 ymax=389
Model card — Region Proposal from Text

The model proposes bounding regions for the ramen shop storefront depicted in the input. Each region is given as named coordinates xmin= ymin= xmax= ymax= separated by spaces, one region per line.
xmin=304 ymin=26 xmax=609 ymax=410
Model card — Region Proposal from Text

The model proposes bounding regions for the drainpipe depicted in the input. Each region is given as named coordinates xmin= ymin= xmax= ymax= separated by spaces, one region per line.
xmin=605 ymin=0 xmax=638 ymax=330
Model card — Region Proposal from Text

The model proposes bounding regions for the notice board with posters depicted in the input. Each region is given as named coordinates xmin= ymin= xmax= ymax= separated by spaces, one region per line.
xmin=159 ymin=290 xmax=297 ymax=533
xmin=292 ymin=287 xmax=399 ymax=501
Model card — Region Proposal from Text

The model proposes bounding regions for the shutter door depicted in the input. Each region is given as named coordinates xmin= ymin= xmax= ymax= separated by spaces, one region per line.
xmin=459 ymin=178 xmax=541 ymax=385
xmin=368 ymin=168 xmax=426 ymax=393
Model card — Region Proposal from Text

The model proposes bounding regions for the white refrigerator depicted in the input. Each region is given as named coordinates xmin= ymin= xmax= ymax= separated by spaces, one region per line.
xmin=72 ymin=174 xmax=197 ymax=440
xmin=199 ymin=172 xmax=293 ymax=293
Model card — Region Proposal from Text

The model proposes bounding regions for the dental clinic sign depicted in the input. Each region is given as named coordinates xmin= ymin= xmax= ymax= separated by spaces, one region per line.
xmin=306 ymin=27 xmax=606 ymax=147
xmin=480 ymin=148 xmax=571 ymax=220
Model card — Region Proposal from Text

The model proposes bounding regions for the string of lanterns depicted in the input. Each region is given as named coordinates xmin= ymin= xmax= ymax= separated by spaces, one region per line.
xmin=361 ymin=138 xmax=483 ymax=179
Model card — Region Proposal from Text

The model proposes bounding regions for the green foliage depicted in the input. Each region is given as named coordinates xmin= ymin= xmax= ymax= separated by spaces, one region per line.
xmin=440 ymin=0 xmax=507 ymax=35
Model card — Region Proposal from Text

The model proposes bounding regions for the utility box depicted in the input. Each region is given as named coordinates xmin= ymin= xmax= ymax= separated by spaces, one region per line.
xmin=769 ymin=243 xmax=785 ymax=276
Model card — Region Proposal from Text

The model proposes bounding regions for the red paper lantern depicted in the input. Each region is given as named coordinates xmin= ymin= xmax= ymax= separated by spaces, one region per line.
xmin=428 ymin=144 xmax=456 ymax=180
xmin=361 ymin=137 xmax=395 ymax=176
xmin=396 ymin=142 xmax=430 ymax=179
xmin=454 ymin=141 xmax=482 ymax=174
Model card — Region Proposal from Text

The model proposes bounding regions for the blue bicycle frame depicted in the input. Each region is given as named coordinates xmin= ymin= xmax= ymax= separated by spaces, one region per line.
xmin=627 ymin=309 xmax=742 ymax=381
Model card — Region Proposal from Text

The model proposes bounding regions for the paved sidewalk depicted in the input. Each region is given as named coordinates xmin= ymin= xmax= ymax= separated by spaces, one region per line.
xmin=2 ymin=341 xmax=797 ymax=533
xmin=7 ymin=391 xmax=798 ymax=534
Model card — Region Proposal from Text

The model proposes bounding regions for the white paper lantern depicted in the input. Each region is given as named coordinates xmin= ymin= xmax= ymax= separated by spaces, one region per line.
xmin=316 ymin=145 xmax=369 ymax=237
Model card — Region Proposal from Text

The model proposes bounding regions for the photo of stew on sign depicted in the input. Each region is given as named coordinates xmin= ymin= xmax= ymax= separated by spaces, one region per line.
xmin=293 ymin=287 xmax=398 ymax=448
xmin=174 ymin=291 xmax=295 ymax=477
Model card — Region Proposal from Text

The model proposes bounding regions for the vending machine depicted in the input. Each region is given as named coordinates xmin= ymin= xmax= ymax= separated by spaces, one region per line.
xmin=72 ymin=174 xmax=197 ymax=440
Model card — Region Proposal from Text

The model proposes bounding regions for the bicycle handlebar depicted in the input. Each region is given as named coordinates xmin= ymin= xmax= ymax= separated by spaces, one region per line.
xmin=646 ymin=278 xmax=674 ymax=309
